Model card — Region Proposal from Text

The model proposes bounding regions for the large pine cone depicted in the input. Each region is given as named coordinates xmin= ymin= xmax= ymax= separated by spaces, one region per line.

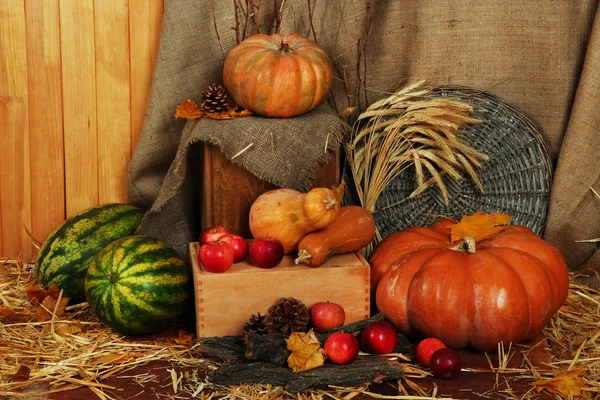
xmin=265 ymin=297 xmax=310 ymax=336
xmin=200 ymin=83 xmax=231 ymax=114
xmin=243 ymin=312 xmax=269 ymax=335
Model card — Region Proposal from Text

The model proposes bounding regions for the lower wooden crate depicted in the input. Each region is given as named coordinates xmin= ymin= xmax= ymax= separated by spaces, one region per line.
xmin=189 ymin=242 xmax=370 ymax=338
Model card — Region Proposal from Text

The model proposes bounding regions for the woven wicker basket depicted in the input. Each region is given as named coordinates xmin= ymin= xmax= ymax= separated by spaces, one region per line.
xmin=344 ymin=86 xmax=553 ymax=239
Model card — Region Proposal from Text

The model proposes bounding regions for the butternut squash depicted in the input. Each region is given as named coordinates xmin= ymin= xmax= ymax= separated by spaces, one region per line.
xmin=249 ymin=186 xmax=340 ymax=254
xmin=295 ymin=206 xmax=376 ymax=267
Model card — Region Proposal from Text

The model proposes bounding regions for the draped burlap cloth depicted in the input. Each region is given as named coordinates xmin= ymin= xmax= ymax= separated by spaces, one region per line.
xmin=128 ymin=0 xmax=600 ymax=288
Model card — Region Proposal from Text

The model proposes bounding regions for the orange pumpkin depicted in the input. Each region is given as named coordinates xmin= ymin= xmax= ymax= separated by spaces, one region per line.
xmin=249 ymin=187 xmax=340 ymax=254
xmin=223 ymin=33 xmax=333 ymax=118
xmin=372 ymin=218 xmax=569 ymax=351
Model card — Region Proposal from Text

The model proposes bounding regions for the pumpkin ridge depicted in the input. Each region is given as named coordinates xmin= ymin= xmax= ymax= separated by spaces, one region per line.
xmin=487 ymin=249 xmax=534 ymax=337
xmin=376 ymin=248 xmax=445 ymax=335
xmin=246 ymin=50 xmax=276 ymax=113
xmin=486 ymin=247 xmax=558 ymax=339
xmin=467 ymin=250 xmax=530 ymax=351
xmin=407 ymin=250 xmax=471 ymax=348
xmin=479 ymin=239 xmax=564 ymax=309
xmin=309 ymin=56 xmax=327 ymax=110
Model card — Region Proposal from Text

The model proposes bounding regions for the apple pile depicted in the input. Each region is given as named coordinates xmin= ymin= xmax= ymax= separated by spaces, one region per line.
xmin=199 ymin=226 xmax=284 ymax=273
xmin=310 ymin=303 xmax=464 ymax=378
xmin=415 ymin=337 xmax=463 ymax=379
xmin=297 ymin=302 xmax=400 ymax=366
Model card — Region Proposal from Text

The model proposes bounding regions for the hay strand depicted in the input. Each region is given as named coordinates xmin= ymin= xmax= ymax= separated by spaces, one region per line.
xmin=2 ymin=256 xmax=600 ymax=399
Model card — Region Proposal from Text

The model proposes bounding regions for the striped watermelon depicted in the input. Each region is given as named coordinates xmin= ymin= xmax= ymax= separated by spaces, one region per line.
xmin=85 ymin=235 xmax=190 ymax=335
xmin=36 ymin=203 xmax=144 ymax=300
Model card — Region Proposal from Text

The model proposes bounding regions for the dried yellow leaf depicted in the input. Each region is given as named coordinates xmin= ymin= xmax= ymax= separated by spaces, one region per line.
xmin=175 ymin=99 xmax=204 ymax=119
xmin=285 ymin=329 xmax=326 ymax=373
xmin=448 ymin=211 xmax=512 ymax=243
xmin=166 ymin=329 xmax=195 ymax=346
xmin=55 ymin=322 xmax=82 ymax=336
xmin=33 ymin=294 xmax=69 ymax=322
xmin=204 ymin=106 xmax=253 ymax=120
xmin=532 ymin=368 xmax=586 ymax=397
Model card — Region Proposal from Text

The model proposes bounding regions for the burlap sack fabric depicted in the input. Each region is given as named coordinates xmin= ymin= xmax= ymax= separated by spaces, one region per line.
xmin=128 ymin=1 xmax=600 ymax=288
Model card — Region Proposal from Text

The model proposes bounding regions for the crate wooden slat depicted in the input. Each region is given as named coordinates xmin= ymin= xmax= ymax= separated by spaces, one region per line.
xmin=190 ymin=242 xmax=370 ymax=338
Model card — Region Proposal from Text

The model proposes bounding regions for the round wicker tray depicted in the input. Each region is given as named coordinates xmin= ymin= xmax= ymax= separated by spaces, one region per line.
xmin=345 ymin=86 xmax=553 ymax=238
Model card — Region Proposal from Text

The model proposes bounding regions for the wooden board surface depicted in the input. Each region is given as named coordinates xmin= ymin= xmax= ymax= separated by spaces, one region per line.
xmin=25 ymin=0 xmax=66 ymax=255
xmin=46 ymin=334 xmax=554 ymax=400
xmin=0 ymin=0 xmax=32 ymax=259
xmin=191 ymin=242 xmax=370 ymax=338
xmin=0 ymin=0 xmax=165 ymax=260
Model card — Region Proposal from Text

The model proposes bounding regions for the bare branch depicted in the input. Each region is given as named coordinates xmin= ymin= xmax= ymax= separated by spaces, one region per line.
xmin=363 ymin=0 xmax=373 ymax=106
xmin=233 ymin=0 xmax=241 ymax=44
xmin=252 ymin=0 xmax=263 ymax=33
xmin=356 ymin=39 xmax=362 ymax=108
xmin=244 ymin=0 xmax=253 ymax=40
xmin=210 ymin=0 xmax=226 ymax=56
xmin=307 ymin=0 xmax=317 ymax=42
xmin=275 ymin=0 xmax=286 ymax=33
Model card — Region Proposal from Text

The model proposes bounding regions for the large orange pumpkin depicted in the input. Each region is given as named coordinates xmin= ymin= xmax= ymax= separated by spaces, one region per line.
xmin=223 ymin=33 xmax=333 ymax=118
xmin=372 ymin=218 xmax=569 ymax=352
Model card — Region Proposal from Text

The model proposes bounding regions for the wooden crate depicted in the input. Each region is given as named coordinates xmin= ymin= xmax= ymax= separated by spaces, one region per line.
xmin=200 ymin=143 xmax=340 ymax=239
xmin=189 ymin=242 xmax=370 ymax=338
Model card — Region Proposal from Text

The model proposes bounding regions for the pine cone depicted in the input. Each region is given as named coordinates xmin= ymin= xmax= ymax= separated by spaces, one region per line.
xmin=265 ymin=297 xmax=310 ymax=336
xmin=200 ymin=83 xmax=231 ymax=114
xmin=243 ymin=313 xmax=269 ymax=335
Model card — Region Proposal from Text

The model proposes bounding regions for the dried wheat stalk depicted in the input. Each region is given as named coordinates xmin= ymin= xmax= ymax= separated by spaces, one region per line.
xmin=345 ymin=81 xmax=488 ymax=241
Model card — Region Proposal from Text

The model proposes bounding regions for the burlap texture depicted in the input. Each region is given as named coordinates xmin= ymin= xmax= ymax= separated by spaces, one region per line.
xmin=128 ymin=0 xmax=600 ymax=286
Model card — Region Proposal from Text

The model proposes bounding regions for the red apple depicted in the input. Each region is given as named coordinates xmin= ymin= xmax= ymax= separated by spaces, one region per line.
xmin=310 ymin=302 xmax=346 ymax=333
xmin=359 ymin=321 xmax=398 ymax=354
xmin=430 ymin=348 xmax=462 ymax=379
xmin=324 ymin=332 xmax=360 ymax=365
xmin=249 ymin=236 xmax=284 ymax=268
xmin=200 ymin=226 xmax=229 ymax=244
xmin=218 ymin=233 xmax=248 ymax=263
xmin=415 ymin=338 xmax=447 ymax=367
xmin=200 ymin=241 xmax=234 ymax=273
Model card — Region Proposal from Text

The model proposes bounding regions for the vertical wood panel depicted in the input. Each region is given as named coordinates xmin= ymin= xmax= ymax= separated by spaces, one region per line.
xmin=59 ymin=0 xmax=98 ymax=217
xmin=129 ymin=0 xmax=164 ymax=151
xmin=0 ymin=0 xmax=32 ymax=259
xmin=95 ymin=0 xmax=131 ymax=203
xmin=25 ymin=0 xmax=66 ymax=246
xmin=0 ymin=1 xmax=164 ymax=258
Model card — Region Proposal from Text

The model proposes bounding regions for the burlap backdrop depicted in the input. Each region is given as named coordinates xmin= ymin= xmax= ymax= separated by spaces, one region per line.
xmin=128 ymin=0 xmax=600 ymax=287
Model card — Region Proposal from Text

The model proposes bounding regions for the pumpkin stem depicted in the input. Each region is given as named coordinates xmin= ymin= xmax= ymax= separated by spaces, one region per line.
xmin=322 ymin=196 xmax=337 ymax=210
xmin=450 ymin=236 xmax=477 ymax=254
xmin=294 ymin=249 xmax=312 ymax=265
xmin=109 ymin=275 xmax=118 ymax=284
xmin=279 ymin=40 xmax=293 ymax=54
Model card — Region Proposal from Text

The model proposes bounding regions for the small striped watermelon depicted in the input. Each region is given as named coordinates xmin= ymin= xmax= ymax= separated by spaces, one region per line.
xmin=85 ymin=235 xmax=190 ymax=335
xmin=36 ymin=203 xmax=144 ymax=300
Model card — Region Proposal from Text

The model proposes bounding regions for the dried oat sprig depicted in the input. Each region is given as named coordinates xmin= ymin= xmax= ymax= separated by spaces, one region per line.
xmin=346 ymin=81 xmax=487 ymax=243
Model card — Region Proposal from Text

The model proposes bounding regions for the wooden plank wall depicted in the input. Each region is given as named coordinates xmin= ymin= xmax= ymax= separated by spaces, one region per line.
xmin=0 ymin=0 xmax=165 ymax=260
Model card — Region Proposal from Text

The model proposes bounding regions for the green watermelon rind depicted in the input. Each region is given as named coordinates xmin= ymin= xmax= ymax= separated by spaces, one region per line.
xmin=36 ymin=203 xmax=144 ymax=300
xmin=85 ymin=235 xmax=190 ymax=335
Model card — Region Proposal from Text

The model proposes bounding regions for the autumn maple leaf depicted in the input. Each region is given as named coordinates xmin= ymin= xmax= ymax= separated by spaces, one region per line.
xmin=175 ymin=99 xmax=204 ymax=119
xmin=166 ymin=329 xmax=195 ymax=346
xmin=285 ymin=329 xmax=326 ymax=373
xmin=447 ymin=211 xmax=512 ymax=243
xmin=33 ymin=293 xmax=69 ymax=322
xmin=532 ymin=368 xmax=587 ymax=397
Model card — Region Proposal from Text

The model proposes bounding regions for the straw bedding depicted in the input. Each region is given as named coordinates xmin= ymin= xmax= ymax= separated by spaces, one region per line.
xmin=1 ymin=257 xmax=598 ymax=399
